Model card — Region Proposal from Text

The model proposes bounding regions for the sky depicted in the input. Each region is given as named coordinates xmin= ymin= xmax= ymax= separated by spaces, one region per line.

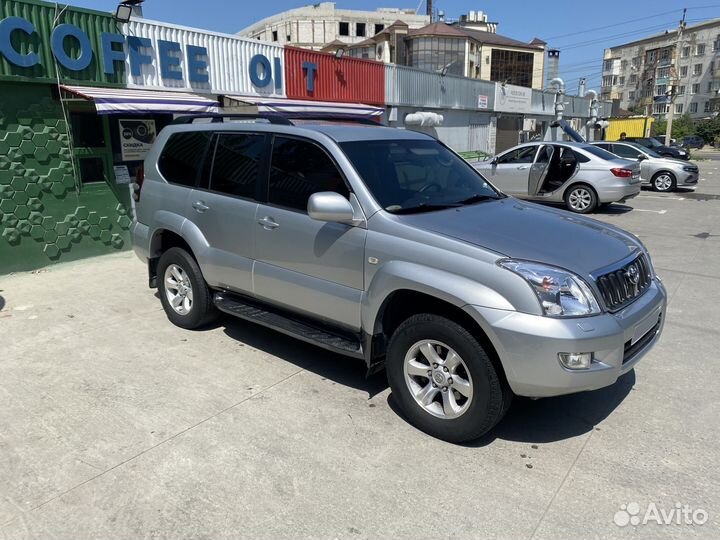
xmin=63 ymin=0 xmax=718 ymax=93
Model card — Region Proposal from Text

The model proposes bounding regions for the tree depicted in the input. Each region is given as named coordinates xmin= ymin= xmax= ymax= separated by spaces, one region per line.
xmin=696 ymin=115 xmax=720 ymax=144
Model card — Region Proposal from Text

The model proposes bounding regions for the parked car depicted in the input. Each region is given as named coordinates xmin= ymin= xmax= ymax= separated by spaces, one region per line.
xmin=591 ymin=141 xmax=699 ymax=192
xmin=473 ymin=141 xmax=641 ymax=214
xmin=132 ymin=116 xmax=666 ymax=443
xmin=680 ymin=135 xmax=705 ymax=149
xmin=623 ymin=137 xmax=690 ymax=160
xmin=650 ymin=136 xmax=684 ymax=149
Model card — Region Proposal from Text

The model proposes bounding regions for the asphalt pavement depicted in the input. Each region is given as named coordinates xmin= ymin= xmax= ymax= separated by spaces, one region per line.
xmin=1 ymin=161 xmax=719 ymax=540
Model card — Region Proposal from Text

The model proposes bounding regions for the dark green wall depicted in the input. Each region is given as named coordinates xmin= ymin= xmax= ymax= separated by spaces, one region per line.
xmin=0 ymin=82 xmax=132 ymax=274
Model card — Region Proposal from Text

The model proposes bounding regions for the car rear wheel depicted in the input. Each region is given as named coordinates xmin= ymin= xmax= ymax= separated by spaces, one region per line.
xmin=386 ymin=314 xmax=512 ymax=443
xmin=651 ymin=171 xmax=676 ymax=192
xmin=564 ymin=184 xmax=598 ymax=213
xmin=157 ymin=247 xmax=216 ymax=329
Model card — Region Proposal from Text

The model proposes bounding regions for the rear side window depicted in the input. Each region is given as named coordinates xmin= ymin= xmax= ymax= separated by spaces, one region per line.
xmin=268 ymin=137 xmax=349 ymax=211
xmin=210 ymin=133 xmax=265 ymax=199
xmin=158 ymin=132 xmax=211 ymax=187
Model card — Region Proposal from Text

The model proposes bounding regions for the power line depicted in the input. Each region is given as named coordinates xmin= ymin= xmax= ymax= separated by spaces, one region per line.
xmin=544 ymin=8 xmax=684 ymax=42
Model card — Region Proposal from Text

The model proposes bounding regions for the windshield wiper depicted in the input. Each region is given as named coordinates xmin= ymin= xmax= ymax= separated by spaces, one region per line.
xmin=388 ymin=203 xmax=461 ymax=214
xmin=453 ymin=193 xmax=501 ymax=205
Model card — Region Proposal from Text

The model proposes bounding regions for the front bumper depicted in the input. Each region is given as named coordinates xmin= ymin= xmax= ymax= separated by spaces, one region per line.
xmin=678 ymin=171 xmax=699 ymax=186
xmin=464 ymin=278 xmax=666 ymax=397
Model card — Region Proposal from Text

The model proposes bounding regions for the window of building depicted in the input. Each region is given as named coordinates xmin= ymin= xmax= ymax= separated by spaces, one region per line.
xmin=619 ymin=76 xmax=625 ymax=84
xmin=655 ymin=84 xmax=667 ymax=96
xmin=621 ymin=59 xmax=628 ymax=71
xmin=374 ymin=23 xmax=384 ymax=34
xmin=694 ymin=63 xmax=702 ymax=76
xmin=657 ymin=66 xmax=671 ymax=78
xmin=286 ymin=35 xmax=291 ymax=41
xmin=647 ymin=50 xmax=657 ymax=63
xmin=696 ymin=44 xmax=705 ymax=56
xmin=660 ymin=48 xmax=670 ymax=61
xmin=632 ymin=56 xmax=641 ymax=67
xmin=407 ymin=37 xmax=466 ymax=78
xmin=158 ymin=132 xmax=211 ymax=187
xmin=653 ymin=103 xmax=668 ymax=114
xmin=339 ymin=22 xmax=349 ymax=36
xmin=69 ymin=113 xmax=105 ymax=147
xmin=713 ymin=39 xmax=720 ymax=52
xmin=77 ymin=157 xmax=106 ymax=184
xmin=603 ymin=59 xmax=614 ymax=71
xmin=210 ymin=134 xmax=265 ymax=199
xmin=675 ymin=103 xmax=683 ymax=114
xmin=629 ymin=73 xmax=637 ymax=84
xmin=689 ymin=102 xmax=698 ymax=113
xmin=629 ymin=90 xmax=636 ymax=99
xmin=680 ymin=65 xmax=688 ymax=77
xmin=692 ymin=83 xmax=699 ymax=94
xmin=269 ymin=137 xmax=349 ymax=212
xmin=682 ymin=46 xmax=690 ymax=58
xmin=272 ymin=30 xmax=278 ymax=42
xmin=490 ymin=48 xmax=534 ymax=87
xmin=356 ymin=23 xmax=366 ymax=37
xmin=678 ymin=85 xmax=685 ymax=95
xmin=704 ymin=101 xmax=711 ymax=112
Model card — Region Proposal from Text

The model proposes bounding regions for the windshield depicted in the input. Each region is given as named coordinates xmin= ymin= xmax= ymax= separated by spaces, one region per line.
xmin=341 ymin=139 xmax=502 ymax=213
xmin=640 ymin=137 xmax=662 ymax=148
xmin=631 ymin=143 xmax=661 ymax=158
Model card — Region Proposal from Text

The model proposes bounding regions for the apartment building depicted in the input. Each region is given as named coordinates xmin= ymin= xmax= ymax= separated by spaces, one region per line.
xmin=601 ymin=18 xmax=720 ymax=119
xmin=237 ymin=2 xmax=429 ymax=50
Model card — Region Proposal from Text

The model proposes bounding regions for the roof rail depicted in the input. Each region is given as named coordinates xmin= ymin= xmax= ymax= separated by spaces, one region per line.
xmin=171 ymin=113 xmax=293 ymax=125
xmin=289 ymin=115 xmax=381 ymax=126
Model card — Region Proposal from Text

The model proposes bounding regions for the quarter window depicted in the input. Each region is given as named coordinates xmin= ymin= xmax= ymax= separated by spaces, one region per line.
xmin=269 ymin=137 xmax=349 ymax=211
xmin=158 ymin=132 xmax=211 ymax=187
xmin=210 ymin=133 xmax=265 ymax=199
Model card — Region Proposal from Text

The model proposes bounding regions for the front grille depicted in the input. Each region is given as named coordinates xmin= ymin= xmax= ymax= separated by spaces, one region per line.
xmin=595 ymin=255 xmax=652 ymax=312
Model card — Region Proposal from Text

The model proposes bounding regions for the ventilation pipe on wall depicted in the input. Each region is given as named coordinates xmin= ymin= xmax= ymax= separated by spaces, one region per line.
xmin=549 ymin=77 xmax=565 ymax=121
xmin=584 ymin=89 xmax=599 ymax=141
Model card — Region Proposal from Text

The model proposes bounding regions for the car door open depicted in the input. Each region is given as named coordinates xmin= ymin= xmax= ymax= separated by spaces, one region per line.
xmin=528 ymin=144 xmax=554 ymax=196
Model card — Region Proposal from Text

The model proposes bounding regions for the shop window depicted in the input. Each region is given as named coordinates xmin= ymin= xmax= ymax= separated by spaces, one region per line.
xmin=339 ymin=22 xmax=349 ymax=36
xmin=78 ymin=157 xmax=106 ymax=184
xmin=210 ymin=133 xmax=265 ymax=199
xmin=356 ymin=23 xmax=366 ymax=37
xmin=158 ymin=132 xmax=211 ymax=187
xmin=70 ymin=113 xmax=105 ymax=148
xmin=269 ymin=137 xmax=349 ymax=212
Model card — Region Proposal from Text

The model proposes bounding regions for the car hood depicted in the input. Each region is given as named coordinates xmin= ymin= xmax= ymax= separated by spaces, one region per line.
xmin=652 ymin=156 xmax=692 ymax=167
xmin=400 ymin=198 xmax=642 ymax=276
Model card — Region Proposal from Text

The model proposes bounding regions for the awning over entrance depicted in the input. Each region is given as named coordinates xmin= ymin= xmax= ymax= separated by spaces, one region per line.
xmin=60 ymin=85 xmax=220 ymax=115
xmin=224 ymin=96 xmax=384 ymax=118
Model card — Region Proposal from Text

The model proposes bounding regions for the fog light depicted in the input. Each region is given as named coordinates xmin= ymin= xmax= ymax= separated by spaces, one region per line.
xmin=558 ymin=352 xmax=593 ymax=370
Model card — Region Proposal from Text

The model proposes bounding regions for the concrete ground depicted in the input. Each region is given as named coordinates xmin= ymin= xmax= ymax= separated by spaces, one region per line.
xmin=1 ymin=162 xmax=720 ymax=540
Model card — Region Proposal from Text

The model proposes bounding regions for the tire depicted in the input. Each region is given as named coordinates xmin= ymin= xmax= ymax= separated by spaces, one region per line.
xmin=651 ymin=171 xmax=676 ymax=192
xmin=157 ymin=247 xmax=216 ymax=329
xmin=386 ymin=314 xmax=512 ymax=443
xmin=564 ymin=183 xmax=598 ymax=214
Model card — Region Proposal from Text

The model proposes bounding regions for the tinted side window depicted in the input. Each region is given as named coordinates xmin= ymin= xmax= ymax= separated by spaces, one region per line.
xmin=158 ymin=132 xmax=211 ymax=187
xmin=210 ymin=133 xmax=265 ymax=199
xmin=497 ymin=146 xmax=536 ymax=164
xmin=568 ymin=149 xmax=590 ymax=163
xmin=612 ymin=144 xmax=642 ymax=159
xmin=269 ymin=137 xmax=349 ymax=211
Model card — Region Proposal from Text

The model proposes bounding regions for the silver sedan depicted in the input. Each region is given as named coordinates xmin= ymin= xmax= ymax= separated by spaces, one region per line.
xmin=591 ymin=141 xmax=699 ymax=192
xmin=474 ymin=142 xmax=641 ymax=213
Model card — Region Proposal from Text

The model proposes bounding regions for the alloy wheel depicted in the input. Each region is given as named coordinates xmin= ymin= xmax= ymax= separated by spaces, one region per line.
xmin=164 ymin=263 xmax=193 ymax=315
xmin=403 ymin=339 xmax=474 ymax=419
xmin=568 ymin=187 xmax=592 ymax=211
xmin=654 ymin=174 xmax=673 ymax=192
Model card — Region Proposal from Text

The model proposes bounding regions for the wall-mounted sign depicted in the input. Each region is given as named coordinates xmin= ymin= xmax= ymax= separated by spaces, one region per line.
xmin=478 ymin=95 xmax=489 ymax=109
xmin=494 ymin=84 xmax=533 ymax=114
xmin=113 ymin=165 xmax=132 ymax=184
xmin=119 ymin=119 xmax=156 ymax=161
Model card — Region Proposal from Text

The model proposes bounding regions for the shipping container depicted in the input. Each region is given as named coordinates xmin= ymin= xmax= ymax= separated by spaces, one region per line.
xmin=127 ymin=19 xmax=286 ymax=97
xmin=284 ymin=47 xmax=385 ymax=105
xmin=606 ymin=117 xmax=654 ymax=140
xmin=385 ymin=65 xmax=495 ymax=111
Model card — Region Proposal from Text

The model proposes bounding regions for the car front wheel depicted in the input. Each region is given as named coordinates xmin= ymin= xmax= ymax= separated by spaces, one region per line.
xmin=386 ymin=314 xmax=511 ymax=443
xmin=651 ymin=171 xmax=676 ymax=192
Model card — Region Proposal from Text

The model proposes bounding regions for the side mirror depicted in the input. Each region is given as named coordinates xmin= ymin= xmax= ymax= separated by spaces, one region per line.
xmin=637 ymin=154 xmax=647 ymax=161
xmin=490 ymin=156 xmax=498 ymax=165
xmin=307 ymin=192 xmax=356 ymax=224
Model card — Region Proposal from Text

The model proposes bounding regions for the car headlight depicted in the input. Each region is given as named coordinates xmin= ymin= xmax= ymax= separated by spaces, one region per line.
xmin=499 ymin=260 xmax=601 ymax=317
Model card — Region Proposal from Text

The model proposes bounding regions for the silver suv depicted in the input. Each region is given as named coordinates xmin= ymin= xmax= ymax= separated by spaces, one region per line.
xmin=132 ymin=117 xmax=666 ymax=442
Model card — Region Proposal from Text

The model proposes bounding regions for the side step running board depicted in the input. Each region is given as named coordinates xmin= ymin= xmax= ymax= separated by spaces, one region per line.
xmin=214 ymin=292 xmax=364 ymax=359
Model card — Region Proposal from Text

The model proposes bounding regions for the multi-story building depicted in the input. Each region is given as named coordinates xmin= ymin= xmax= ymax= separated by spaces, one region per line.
xmin=345 ymin=11 xmax=546 ymax=89
xmin=237 ymin=2 xmax=429 ymax=50
xmin=601 ymin=18 xmax=720 ymax=119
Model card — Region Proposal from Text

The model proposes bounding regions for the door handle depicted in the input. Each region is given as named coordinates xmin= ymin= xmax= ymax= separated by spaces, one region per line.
xmin=258 ymin=216 xmax=280 ymax=230
xmin=192 ymin=201 xmax=209 ymax=212
xmin=517 ymin=166 xmax=529 ymax=170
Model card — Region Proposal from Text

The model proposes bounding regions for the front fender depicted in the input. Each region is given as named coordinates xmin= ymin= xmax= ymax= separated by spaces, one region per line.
xmin=362 ymin=260 xmax=515 ymax=333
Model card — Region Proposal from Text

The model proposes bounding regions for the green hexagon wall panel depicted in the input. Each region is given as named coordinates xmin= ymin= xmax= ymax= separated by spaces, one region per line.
xmin=0 ymin=83 xmax=132 ymax=274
